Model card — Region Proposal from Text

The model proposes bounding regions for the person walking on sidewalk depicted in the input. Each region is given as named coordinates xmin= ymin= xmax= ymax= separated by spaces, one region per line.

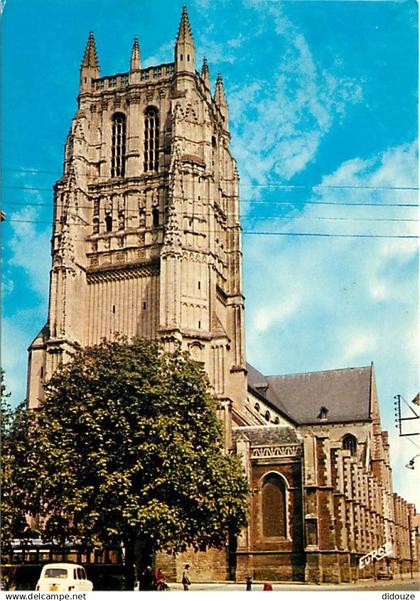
xmin=182 ymin=564 xmax=191 ymax=591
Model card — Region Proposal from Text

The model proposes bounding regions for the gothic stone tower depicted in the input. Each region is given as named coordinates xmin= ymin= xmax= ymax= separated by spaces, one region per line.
xmin=27 ymin=8 xmax=247 ymax=442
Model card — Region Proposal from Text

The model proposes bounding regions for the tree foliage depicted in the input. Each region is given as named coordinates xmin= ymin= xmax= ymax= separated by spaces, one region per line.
xmin=24 ymin=339 xmax=249 ymax=565
xmin=1 ymin=370 xmax=29 ymax=546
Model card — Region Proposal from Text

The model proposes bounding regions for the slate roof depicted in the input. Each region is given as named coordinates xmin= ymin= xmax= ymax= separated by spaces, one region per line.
xmin=247 ymin=362 xmax=373 ymax=425
xmin=232 ymin=425 xmax=301 ymax=446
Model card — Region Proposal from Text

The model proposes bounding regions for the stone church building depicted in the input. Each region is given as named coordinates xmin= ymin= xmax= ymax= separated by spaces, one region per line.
xmin=26 ymin=7 xmax=417 ymax=584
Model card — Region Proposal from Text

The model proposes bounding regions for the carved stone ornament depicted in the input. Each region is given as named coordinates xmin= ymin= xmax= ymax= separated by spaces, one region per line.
xmin=163 ymin=201 xmax=181 ymax=248
xmin=251 ymin=445 xmax=303 ymax=459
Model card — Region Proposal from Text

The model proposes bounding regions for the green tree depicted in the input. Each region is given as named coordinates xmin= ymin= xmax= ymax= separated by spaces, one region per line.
xmin=1 ymin=371 xmax=29 ymax=548
xmin=25 ymin=338 xmax=249 ymax=588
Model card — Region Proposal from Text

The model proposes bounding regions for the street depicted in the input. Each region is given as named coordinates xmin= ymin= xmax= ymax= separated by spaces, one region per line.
xmin=166 ymin=574 xmax=420 ymax=592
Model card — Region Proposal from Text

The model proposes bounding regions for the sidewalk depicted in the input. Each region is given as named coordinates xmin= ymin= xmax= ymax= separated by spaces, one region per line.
xmin=166 ymin=572 xmax=420 ymax=592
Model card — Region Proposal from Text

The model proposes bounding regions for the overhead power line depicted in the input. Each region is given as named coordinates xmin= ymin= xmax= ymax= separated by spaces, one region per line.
xmin=5 ymin=218 xmax=418 ymax=240
xmin=2 ymin=200 xmax=418 ymax=223
xmin=3 ymin=188 xmax=418 ymax=208
xmin=242 ymin=200 xmax=418 ymax=207
xmin=241 ymin=183 xmax=419 ymax=192
xmin=2 ymin=168 xmax=418 ymax=192
xmin=241 ymin=232 xmax=418 ymax=239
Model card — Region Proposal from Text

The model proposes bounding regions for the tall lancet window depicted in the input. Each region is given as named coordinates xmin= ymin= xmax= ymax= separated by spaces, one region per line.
xmin=262 ymin=473 xmax=287 ymax=538
xmin=144 ymin=107 xmax=159 ymax=172
xmin=111 ymin=113 xmax=126 ymax=177
xmin=342 ymin=433 xmax=357 ymax=456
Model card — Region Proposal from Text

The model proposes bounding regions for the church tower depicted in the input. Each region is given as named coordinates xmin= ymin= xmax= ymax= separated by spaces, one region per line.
xmin=27 ymin=7 xmax=247 ymax=440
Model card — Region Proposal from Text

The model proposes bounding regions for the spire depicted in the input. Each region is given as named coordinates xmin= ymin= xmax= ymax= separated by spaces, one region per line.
xmin=214 ymin=73 xmax=227 ymax=106
xmin=214 ymin=73 xmax=229 ymax=129
xmin=130 ymin=37 xmax=141 ymax=72
xmin=175 ymin=5 xmax=195 ymax=74
xmin=129 ymin=37 xmax=141 ymax=84
xmin=176 ymin=5 xmax=194 ymax=44
xmin=80 ymin=32 xmax=100 ymax=93
xmin=82 ymin=32 xmax=99 ymax=69
xmin=201 ymin=57 xmax=210 ymax=89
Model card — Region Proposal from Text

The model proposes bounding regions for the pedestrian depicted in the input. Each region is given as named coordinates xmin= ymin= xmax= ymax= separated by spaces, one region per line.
xmin=246 ymin=576 xmax=252 ymax=591
xmin=140 ymin=566 xmax=156 ymax=591
xmin=155 ymin=567 xmax=169 ymax=591
xmin=182 ymin=564 xmax=191 ymax=591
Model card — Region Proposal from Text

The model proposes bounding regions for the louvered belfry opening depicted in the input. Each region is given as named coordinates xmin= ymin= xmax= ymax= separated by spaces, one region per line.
xmin=111 ymin=113 xmax=126 ymax=177
xmin=144 ymin=106 xmax=159 ymax=172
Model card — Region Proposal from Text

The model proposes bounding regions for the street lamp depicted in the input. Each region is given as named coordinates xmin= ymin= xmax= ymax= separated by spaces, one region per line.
xmin=405 ymin=454 xmax=420 ymax=470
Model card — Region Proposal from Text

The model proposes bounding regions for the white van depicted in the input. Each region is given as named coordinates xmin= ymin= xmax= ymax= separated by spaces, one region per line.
xmin=36 ymin=563 xmax=93 ymax=591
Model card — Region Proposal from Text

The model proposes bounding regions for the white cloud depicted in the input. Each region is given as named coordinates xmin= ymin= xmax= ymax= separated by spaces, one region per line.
xmin=143 ymin=41 xmax=173 ymax=69
xmin=229 ymin=5 xmax=363 ymax=186
xmin=340 ymin=330 xmax=377 ymax=364
xmin=8 ymin=201 xmax=51 ymax=299
xmin=253 ymin=295 xmax=301 ymax=334
xmin=196 ymin=37 xmax=239 ymax=65
xmin=244 ymin=142 xmax=418 ymax=504
xmin=2 ymin=276 xmax=14 ymax=297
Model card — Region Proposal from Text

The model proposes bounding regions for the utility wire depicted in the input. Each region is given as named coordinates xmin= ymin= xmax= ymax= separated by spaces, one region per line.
xmin=2 ymin=200 xmax=418 ymax=223
xmin=3 ymin=188 xmax=418 ymax=208
xmin=241 ymin=183 xmax=419 ymax=192
xmin=5 ymin=219 xmax=418 ymax=240
xmin=401 ymin=395 xmax=420 ymax=419
xmin=406 ymin=437 xmax=420 ymax=450
xmin=241 ymin=232 xmax=418 ymax=239
xmin=2 ymin=166 xmax=419 ymax=192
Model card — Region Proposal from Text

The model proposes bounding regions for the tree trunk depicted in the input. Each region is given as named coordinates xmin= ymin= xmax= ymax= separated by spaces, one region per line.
xmin=123 ymin=537 xmax=136 ymax=591
xmin=134 ymin=536 xmax=155 ymax=589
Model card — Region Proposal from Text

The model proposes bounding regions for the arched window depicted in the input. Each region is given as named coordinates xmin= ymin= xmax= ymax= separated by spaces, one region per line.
xmin=262 ymin=474 xmax=287 ymax=538
xmin=342 ymin=433 xmax=357 ymax=456
xmin=105 ymin=214 xmax=113 ymax=232
xmin=111 ymin=113 xmax=126 ymax=177
xmin=152 ymin=208 xmax=160 ymax=227
xmin=144 ymin=107 xmax=159 ymax=172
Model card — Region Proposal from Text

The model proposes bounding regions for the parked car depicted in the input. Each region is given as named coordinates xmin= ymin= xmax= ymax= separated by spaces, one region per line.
xmin=36 ymin=563 xmax=93 ymax=591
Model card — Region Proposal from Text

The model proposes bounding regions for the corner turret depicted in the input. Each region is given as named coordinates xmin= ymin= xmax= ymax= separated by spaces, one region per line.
xmin=175 ymin=5 xmax=195 ymax=74
xmin=79 ymin=32 xmax=100 ymax=93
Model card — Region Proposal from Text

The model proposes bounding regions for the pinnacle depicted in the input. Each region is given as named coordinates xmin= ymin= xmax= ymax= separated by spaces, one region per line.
xmin=130 ymin=37 xmax=141 ymax=71
xmin=201 ymin=57 xmax=210 ymax=87
xmin=176 ymin=4 xmax=194 ymax=42
xmin=214 ymin=73 xmax=227 ymax=104
xmin=82 ymin=31 xmax=99 ymax=69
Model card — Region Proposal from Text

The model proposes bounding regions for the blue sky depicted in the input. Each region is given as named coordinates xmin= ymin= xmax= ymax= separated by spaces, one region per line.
xmin=2 ymin=0 xmax=418 ymax=504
